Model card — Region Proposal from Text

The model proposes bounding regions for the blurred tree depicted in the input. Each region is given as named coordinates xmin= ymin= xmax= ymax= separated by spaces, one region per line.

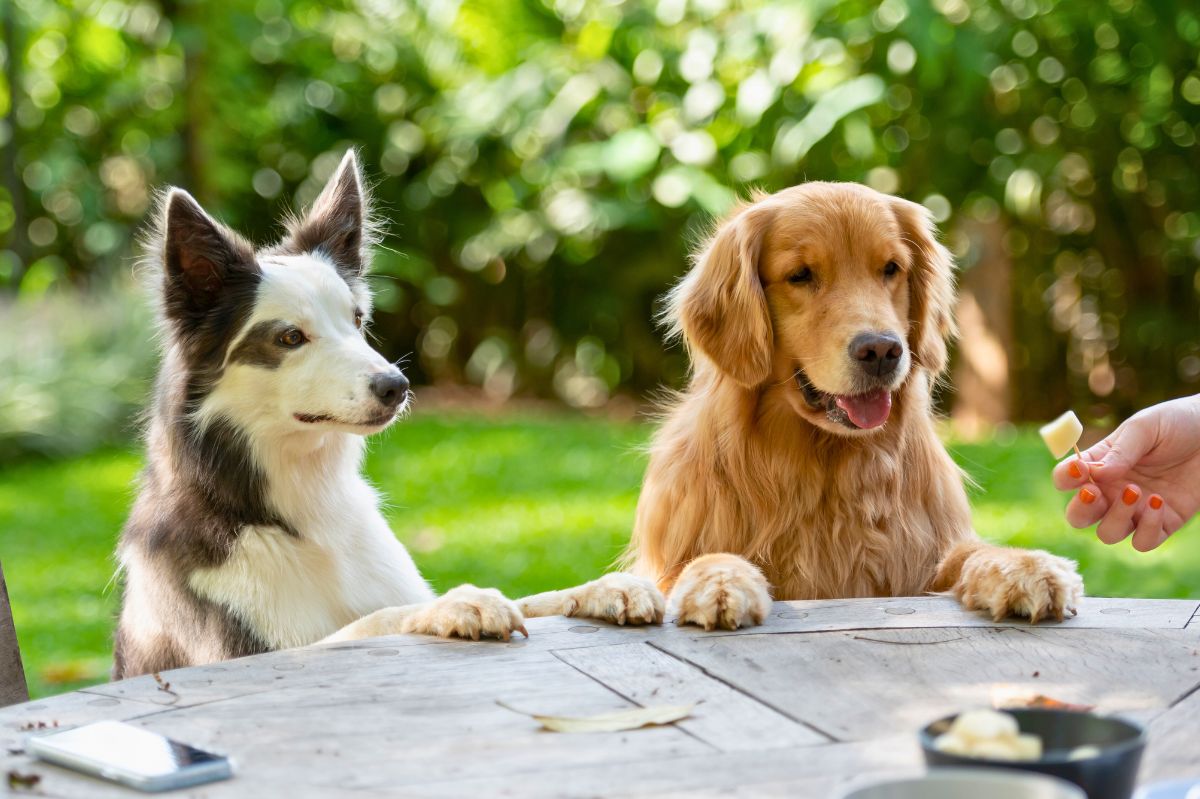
xmin=1 ymin=0 xmax=1198 ymax=426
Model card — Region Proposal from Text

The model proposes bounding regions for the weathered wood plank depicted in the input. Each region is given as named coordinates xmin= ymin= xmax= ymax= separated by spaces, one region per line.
xmin=655 ymin=627 xmax=1200 ymax=743
xmin=2 ymin=648 xmax=713 ymax=796
xmin=400 ymin=736 xmax=921 ymax=798
xmin=78 ymin=596 xmax=1199 ymax=712
xmin=553 ymin=641 xmax=828 ymax=751
xmin=2 ymin=598 xmax=1195 ymax=797
xmin=81 ymin=634 xmax=464 ymax=708
xmin=0 ymin=690 xmax=171 ymax=738
xmin=718 ymin=596 xmax=1200 ymax=637
xmin=0 ymin=691 xmax=178 ymax=797
xmin=510 ymin=597 xmax=1200 ymax=652
xmin=1140 ymin=672 xmax=1200 ymax=782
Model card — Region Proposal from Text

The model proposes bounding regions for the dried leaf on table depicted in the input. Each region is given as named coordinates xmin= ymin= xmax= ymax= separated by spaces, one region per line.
xmin=496 ymin=700 xmax=697 ymax=733
xmin=7 ymin=770 xmax=41 ymax=791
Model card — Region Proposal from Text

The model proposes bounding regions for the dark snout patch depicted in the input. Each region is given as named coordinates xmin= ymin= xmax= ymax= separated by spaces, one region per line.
xmin=228 ymin=320 xmax=291 ymax=369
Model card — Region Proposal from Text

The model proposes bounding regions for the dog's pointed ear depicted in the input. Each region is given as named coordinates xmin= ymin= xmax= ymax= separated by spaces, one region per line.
xmin=668 ymin=203 xmax=774 ymax=387
xmin=162 ymin=188 xmax=255 ymax=317
xmin=892 ymin=197 xmax=957 ymax=375
xmin=282 ymin=150 xmax=370 ymax=280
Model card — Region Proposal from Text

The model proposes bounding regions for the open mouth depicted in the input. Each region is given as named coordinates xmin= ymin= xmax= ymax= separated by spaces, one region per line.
xmin=293 ymin=410 xmax=397 ymax=428
xmin=794 ymin=369 xmax=893 ymax=431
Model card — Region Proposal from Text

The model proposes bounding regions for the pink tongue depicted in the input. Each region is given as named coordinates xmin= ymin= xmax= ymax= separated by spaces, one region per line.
xmin=835 ymin=390 xmax=892 ymax=429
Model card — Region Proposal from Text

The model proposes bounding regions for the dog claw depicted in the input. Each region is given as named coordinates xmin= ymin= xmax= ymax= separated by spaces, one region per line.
xmin=517 ymin=624 xmax=529 ymax=638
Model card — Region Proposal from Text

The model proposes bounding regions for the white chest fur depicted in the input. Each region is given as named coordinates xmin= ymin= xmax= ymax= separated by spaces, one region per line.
xmin=188 ymin=434 xmax=434 ymax=650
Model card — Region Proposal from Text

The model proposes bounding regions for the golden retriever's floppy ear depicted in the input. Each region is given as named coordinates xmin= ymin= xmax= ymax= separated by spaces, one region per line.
xmin=666 ymin=203 xmax=774 ymax=387
xmin=892 ymin=197 xmax=957 ymax=376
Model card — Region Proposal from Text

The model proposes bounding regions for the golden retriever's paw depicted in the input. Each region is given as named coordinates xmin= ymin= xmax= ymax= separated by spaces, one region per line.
xmin=670 ymin=554 xmax=772 ymax=631
xmin=954 ymin=547 xmax=1083 ymax=624
xmin=564 ymin=573 xmax=665 ymax=625
xmin=402 ymin=585 xmax=527 ymax=641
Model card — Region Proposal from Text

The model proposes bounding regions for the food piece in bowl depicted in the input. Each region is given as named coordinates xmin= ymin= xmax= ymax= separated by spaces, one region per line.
xmin=932 ymin=708 xmax=1043 ymax=762
xmin=952 ymin=708 xmax=1019 ymax=742
xmin=932 ymin=733 xmax=971 ymax=756
xmin=1068 ymin=745 xmax=1101 ymax=761
xmin=1014 ymin=733 xmax=1043 ymax=760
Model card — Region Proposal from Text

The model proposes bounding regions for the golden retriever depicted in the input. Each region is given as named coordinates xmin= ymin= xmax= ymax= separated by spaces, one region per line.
xmin=614 ymin=182 xmax=1083 ymax=630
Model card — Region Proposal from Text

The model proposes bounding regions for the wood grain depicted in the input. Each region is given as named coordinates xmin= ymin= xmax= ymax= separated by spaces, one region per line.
xmin=554 ymin=641 xmax=828 ymax=751
xmin=0 ymin=596 xmax=1193 ymax=797
xmin=730 ymin=596 xmax=1200 ymax=637
xmin=653 ymin=626 xmax=1200 ymax=742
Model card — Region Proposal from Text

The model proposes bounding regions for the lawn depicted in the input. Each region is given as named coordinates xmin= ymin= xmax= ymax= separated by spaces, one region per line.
xmin=0 ymin=411 xmax=1196 ymax=698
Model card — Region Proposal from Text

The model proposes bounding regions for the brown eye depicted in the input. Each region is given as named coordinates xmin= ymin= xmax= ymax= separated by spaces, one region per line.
xmin=277 ymin=328 xmax=306 ymax=348
xmin=884 ymin=261 xmax=900 ymax=278
xmin=354 ymin=310 xmax=364 ymax=329
xmin=788 ymin=267 xmax=814 ymax=285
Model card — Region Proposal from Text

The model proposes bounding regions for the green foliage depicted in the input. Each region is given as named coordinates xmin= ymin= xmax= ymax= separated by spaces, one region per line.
xmin=0 ymin=279 xmax=155 ymax=461
xmin=0 ymin=414 xmax=1195 ymax=698
xmin=3 ymin=0 xmax=1199 ymax=419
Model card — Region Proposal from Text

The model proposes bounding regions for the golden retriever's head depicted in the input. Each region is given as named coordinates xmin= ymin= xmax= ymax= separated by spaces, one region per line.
xmin=668 ymin=182 xmax=956 ymax=436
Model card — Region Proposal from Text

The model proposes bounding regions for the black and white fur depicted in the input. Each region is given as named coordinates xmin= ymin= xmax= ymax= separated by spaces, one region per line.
xmin=113 ymin=152 xmax=533 ymax=678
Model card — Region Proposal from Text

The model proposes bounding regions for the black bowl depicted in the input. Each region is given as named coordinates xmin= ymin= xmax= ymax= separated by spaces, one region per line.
xmin=920 ymin=708 xmax=1146 ymax=799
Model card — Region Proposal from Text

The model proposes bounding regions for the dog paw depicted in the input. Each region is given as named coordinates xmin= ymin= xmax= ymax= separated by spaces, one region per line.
xmin=563 ymin=573 xmax=665 ymax=625
xmin=953 ymin=547 xmax=1083 ymax=624
xmin=670 ymin=554 xmax=771 ymax=631
xmin=402 ymin=585 xmax=527 ymax=641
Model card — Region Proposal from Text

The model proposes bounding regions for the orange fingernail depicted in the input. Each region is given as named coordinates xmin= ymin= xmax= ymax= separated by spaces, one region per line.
xmin=1149 ymin=494 xmax=1163 ymax=510
xmin=1080 ymin=488 xmax=1097 ymax=504
xmin=1068 ymin=461 xmax=1082 ymax=479
xmin=1122 ymin=486 xmax=1140 ymax=506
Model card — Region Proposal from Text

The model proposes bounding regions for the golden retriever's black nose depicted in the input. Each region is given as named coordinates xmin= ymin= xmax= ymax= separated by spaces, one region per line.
xmin=850 ymin=333 xmax=904 ymax=378
xmin=369 ymin=370 xmax=410 ymax=407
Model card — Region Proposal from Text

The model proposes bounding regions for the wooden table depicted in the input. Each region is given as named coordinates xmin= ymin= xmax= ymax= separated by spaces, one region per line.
xmin=2 ymin=596 xmax=1198 ymax=797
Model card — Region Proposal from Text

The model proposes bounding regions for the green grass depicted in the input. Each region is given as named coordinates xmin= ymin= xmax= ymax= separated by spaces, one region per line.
xmin=0 ymin=413 xmax=1196 ymax=698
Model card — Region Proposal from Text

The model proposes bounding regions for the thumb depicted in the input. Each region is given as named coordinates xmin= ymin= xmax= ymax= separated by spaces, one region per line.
xmin=1087 ymin=416 xmax=1156 ymax=480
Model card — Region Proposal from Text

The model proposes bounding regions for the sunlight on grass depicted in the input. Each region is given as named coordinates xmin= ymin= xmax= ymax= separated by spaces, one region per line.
xmin=0 ymin=414 xmax=1195 ymax=698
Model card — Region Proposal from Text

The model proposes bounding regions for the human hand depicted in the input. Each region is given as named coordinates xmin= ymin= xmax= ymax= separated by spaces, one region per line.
xmin=1052 ymin=394 xmax=1200 ymax=551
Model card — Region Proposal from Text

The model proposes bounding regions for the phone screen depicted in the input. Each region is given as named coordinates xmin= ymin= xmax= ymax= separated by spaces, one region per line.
xmin=32 ymin=721 xmax=227 ymax=779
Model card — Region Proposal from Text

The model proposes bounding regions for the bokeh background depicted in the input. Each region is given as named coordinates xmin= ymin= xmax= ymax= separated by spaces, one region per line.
xmin=2 ymin=0 xmax=1199 ymax=695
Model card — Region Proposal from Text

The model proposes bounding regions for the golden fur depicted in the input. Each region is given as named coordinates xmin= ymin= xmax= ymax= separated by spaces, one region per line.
xmin=623 ymin=182 xmax=1082 ymax=629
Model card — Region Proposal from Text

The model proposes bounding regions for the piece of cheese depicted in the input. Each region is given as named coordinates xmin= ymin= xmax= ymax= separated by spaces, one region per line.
xmin=1039 ymin=411 xmax=1083 ymax=459
xmin=1014 ymin=733 xmax=1044 ymax=760
xmin=950 ymin=708 xmax=1020 ymax=743
xmin=933 ymin=733 xmax=972 ymax=755
xmin=933 ymin=710 xmax=1044 ymax=762
xmin=973 ymin=740 xmax=1025 ymax=761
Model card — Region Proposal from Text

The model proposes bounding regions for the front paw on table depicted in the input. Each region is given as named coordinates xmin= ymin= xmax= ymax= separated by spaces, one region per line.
xmin=403 ymin=585 xmax=527 ymax=641
xmin=953 ymin=547 xmax=1083 ymax=624
xmin=670 ymin=554 xmax=771 ymax=631
xmin=565 ymin=573 xmax=665 ymax=625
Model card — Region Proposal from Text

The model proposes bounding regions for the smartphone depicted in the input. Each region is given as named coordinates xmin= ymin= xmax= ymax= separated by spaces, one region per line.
xmin=27 ymin=720 xmax=233 ymax=792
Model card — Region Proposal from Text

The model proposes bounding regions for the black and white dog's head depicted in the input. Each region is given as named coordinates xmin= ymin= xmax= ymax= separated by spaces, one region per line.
xmin=151 ymin=150 xmax=408 ymax=441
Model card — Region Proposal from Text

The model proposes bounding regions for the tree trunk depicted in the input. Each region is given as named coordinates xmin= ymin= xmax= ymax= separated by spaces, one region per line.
xmin=951 ymin=218 xmax=1013 ymax=438
xmin=159 ymin=0 xmax=208 ymax=201
xmin=1 ymin=0 xmax=29 ymax=285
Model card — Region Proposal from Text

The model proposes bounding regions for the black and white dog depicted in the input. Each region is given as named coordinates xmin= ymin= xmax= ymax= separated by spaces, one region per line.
xmin=114 ymin=151 xmax=663 ymax=679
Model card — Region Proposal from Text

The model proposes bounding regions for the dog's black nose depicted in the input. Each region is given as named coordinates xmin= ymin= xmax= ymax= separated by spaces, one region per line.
xmin=849 ymin=333 xmax=904 ymax=378
xmin=369 ymin=371 xmax=409 ymax=407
